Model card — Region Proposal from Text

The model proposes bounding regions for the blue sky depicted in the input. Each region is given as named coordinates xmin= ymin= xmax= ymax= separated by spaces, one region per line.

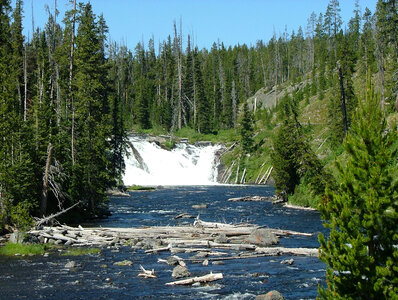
xmin=16 ymin=0 xmax=379 ymax=51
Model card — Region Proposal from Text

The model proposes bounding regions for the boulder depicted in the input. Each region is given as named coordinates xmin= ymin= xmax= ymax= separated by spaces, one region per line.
xmin=65 ymin=261 xmax=77 ymax=269
xmin=256 ymin=290 xmax=285 ymax=300
xmin=247 ymin=228 xmax=279 ymax=246
xmin=280 ymin=258 xmax=294 ymax=265
xmin=172 ymin=265 xmax=190 ymax=278
xmin=113 ymin=260 xmax=133 ymax=266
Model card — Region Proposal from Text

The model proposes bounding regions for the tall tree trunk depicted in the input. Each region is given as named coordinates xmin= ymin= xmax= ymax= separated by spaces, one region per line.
xmin=337 ymin=63 xmax=348 ymax=136
xmin=40 ymin=143 xmax=53 ymax=217
xmin=232 ymin=80 xmax=237 ymax=128
xmin=70 ymin=0 xmax=76 ymax=165
xmin=23 ymin=44 xmax=27 ymax=121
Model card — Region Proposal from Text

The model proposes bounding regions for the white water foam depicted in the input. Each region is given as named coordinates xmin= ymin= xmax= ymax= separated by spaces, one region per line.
xmin=123 ymin=136 xmax=222 ymax=186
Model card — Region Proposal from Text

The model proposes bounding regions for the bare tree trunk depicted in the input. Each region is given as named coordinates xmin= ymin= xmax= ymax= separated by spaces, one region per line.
xmin=40 ymin=143 xmax=53 ymax=217
xmin=23 ymin=44 xmax=27 ymax=121
xmin=174 ymin=21 xmax=183 ymax=130
xmin=260 ymin=55 xmax=267 ymax=88
xmin=232 ymin=80 xmax=237 ymax=128
xmin=337 ymin=63 xmax=348 ymax=136
xmin=70 ymin=0 xmax=76 ymax=166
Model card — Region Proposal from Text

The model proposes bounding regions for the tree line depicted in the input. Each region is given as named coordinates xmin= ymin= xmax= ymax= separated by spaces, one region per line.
xmin=0 ymin=0 xmax=127 ymax=229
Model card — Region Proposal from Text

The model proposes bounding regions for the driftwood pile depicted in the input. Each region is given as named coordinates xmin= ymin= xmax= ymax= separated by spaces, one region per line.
xmin=29 ymin=218 xmax=316 ymax=255
xmin=28 ymin=217 xmax=317 ymax=286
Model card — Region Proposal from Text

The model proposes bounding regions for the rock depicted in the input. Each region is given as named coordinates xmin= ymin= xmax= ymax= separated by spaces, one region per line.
xmin=247 ymin=228 xmax=279 ymax=247
xmin=280 ymin=259 xmax=294 ymax=265
xmin=256 ymin=290 xmax=285 ymax=300
xmin=192 ymin=204 xmax=207 ymax=209
xmin=214 ymin=233 xmax=227 ymax=243
xmin=192 ymin=251 xmax=208 ymax=259
xmin=139 ymin=238 xmax=162 ymax=250
xmin=192 ymin=282 xmax=201 ymax=287
xmin=65 ymin=261 xmax=77 ymax=269
xmin=9 ymin=231 xmax=25 ymax=244
xmin=212 ymin=261 xmax=224 ymax=265
xmin=113 ymin=260 xmax=133 ymax=266
xmin=167 ymin=256 xmax=180 ymax=266
xmin=172 ymin=265 xmax=190 ymax=278
xmin=202 ymin=259 xmax=209 ymax=266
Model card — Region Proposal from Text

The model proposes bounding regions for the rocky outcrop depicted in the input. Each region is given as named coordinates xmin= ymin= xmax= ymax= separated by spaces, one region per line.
xmin=172 ymin=265 xmax=190 ymax=278
xmin=255 ymin=290 xmax=285 ymax=300
xmin=246 ymin=228 xmax=279 ymax=247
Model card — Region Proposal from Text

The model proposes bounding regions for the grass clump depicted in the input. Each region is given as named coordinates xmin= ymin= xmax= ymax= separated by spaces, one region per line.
xmin=0 ymin=242 xmax=50 ymax=256
xmin=61 ymin=247 xmax=100 ymax=256
xmin=127 ymin=185 xmax=155 ymax=191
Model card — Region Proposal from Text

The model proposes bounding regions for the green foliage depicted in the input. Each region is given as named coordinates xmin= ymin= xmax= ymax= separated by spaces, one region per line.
xmin=318 ymin=85 xmax=398 ymax=299
xmin=0 ymin=242 xmax=50 ymax=256
xmin=239 ymin=102 xmax=255 ymax=154
xmin=127 ymin=185 xmax=155 ymax=191
xmin=288 ymin=181 xmax=320 ymax=208
xmin=61 ymin=247 xmax=100 ymax=256
xmin=272 ymin=95 xmax=330 ymax=201
xmin=10 ymin=202 xmax=33 ymax=231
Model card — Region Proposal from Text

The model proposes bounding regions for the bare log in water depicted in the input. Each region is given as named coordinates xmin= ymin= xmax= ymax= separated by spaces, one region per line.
xmin=165 ymin=272 xmax=223 ymax=286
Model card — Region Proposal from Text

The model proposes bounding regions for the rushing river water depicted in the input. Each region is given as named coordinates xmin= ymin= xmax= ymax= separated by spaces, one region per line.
xmin=0 ymin=185 xmax=327 ymax=299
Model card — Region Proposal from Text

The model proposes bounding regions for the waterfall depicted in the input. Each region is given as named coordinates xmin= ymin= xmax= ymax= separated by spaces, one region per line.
xmin=123 ymin=136 xmax=222 ymax=186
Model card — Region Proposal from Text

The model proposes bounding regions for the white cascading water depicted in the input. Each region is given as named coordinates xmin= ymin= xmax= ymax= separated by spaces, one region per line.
xmin=123 ymin=136 xmax=222 ymax=186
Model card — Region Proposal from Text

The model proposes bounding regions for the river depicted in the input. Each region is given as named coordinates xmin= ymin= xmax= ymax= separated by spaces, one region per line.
xmin=0 ymin=185 xmax=326 ymax=299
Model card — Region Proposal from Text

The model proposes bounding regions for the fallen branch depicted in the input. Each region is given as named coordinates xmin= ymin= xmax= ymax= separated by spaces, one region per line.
xmin=35 ymin=202 xmax=81 ymax=227
xmin=138 ymin=265 xmax=157 ymax=278
xmin=165 ymin=272 xmax=223 ymax=286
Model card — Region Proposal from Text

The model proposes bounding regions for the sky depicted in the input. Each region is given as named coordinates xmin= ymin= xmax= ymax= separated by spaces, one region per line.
xmin=15 ymin=0 xmax=379 ymax=51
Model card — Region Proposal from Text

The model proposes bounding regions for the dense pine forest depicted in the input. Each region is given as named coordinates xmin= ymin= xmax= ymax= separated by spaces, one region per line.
xmin=0 ymin=0 xmax=397 ymax=230
xmin=0 ymin=0 xmax=397 ymax=297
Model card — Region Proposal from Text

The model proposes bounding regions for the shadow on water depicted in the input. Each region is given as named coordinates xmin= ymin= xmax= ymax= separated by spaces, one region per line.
xmin=0 ymin=185 xmax=327 ymax=299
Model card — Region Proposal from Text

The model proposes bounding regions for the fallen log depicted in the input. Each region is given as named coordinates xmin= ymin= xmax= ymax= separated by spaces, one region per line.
xmin=34 ymin=202 xmax=81 ymax=227
xmin=145 ymin=244 xmax=172 ymax=254
xmin=165 ymin=272 xmax=223 ymax=286
xmin=255 ymin=246 xmax=318 ymax=256
xmin=227 ymin=196 xmax=269 ymax=202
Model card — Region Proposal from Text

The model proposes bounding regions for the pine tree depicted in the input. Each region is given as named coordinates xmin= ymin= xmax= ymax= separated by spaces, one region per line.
xmin=318 ymin=84 xmax=398 ymax=299
xmin=239 ymin=102 xmax=254 ymax=154
xmin=194 ymin=48 xmax=211 ymax=134
xmin=72 ymin=3 xmax=112 ymax=214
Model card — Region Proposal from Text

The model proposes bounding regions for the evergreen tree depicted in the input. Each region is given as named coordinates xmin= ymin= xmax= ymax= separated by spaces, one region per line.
xmin=319 ymin=84 xmax=398 ymax=299
xmin=239 ymin=102 xmax=254 ymax=154
xmin=72 ymin=3 xmax=112 ymax=214
xmin=194 ymin=48 xmax=211 ymax=134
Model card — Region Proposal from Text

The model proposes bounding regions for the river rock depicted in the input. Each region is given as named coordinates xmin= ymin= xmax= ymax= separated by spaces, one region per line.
xmin=65 ymin=261 xmax=77 ymax=269
xmin=113 ymin=260 xmax=133 ymax=266
xmin=280 ymin=258 xmax=294 ymax=265
xmin=247 ymin=228 xmax=279 ymax=246
xmin=172 ymin=265 xmax=190 ymax=278
xmin=255 ymin=290 xmax=285 ymax=300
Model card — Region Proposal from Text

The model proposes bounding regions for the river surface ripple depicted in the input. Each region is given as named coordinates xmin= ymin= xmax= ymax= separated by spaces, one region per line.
xmin=0 ymin=185 xmax=327 ymax=299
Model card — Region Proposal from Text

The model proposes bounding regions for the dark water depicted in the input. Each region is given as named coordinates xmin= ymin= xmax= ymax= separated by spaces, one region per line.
xmin=0 ymin=185 xmax=326 ymax=299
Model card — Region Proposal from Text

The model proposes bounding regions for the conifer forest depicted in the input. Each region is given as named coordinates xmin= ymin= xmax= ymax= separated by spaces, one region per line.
xmin=0 ymin=0 xmax=397 ymax=298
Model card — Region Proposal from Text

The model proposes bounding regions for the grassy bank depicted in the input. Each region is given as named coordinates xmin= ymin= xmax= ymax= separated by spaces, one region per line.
xmin=0 ymin=242 xmax=51 ymax=256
